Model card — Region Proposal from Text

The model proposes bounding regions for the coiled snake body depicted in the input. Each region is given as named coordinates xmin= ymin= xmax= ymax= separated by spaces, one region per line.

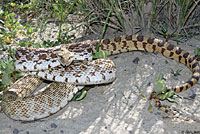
xmin=2 ymin=35 xmax=200 ymax=121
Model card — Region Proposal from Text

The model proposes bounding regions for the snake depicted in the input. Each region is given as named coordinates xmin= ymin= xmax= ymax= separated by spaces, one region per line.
xmin=1 ymin=34 xmax=200 ymax=121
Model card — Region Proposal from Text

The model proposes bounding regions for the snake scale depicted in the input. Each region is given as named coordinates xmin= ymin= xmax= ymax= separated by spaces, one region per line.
xmin=1 ymin=34 xmax=200 ymax=121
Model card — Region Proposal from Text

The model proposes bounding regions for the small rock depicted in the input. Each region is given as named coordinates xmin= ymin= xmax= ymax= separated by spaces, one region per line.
xmin=113 ymin=56 xmax=118 ymax=59
xmin=129 ymin=105 xmax=133 ymax=109
xmin=50 ymin=123 xmax=57 ymax=129
xmin=189 ymin=90 xmax=196 ymax=99
xmin=147 ymin=82 xmax=151 ymax=86
xmin=129 ymin=130 xmax=133 ymax=134
xmin=13 ymin=128 xmax=19 ymax=134
xmin=132 ymin=57 xmax=139 ymax=64
xmin=60 ymin=130 xmax=64 ymax=133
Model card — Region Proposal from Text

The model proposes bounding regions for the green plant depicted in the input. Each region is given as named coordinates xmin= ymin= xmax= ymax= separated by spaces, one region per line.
xmin=153 ymin=73 xmax=166 ymax=95
xmin=57 ymin=0 xmax=64 ymax=41
xmin=50 ymin=0 xmax=80 ymax=42
xmin=0 ymin=11 xmax=23 ymax=44
xmin=149 ymin=72 xmax=179 ymax=113
xmin=176 ymin=0 xmax=196 ymax=28
xmin=72 ymin=88 xmax=88 ymax=101
xmin=0 ymin=46 xmax=24 ymax=90
xmin=151 ymin=0 xmax=200 ymax=39
xmin=93 ymin=0 xmax=117 ymax=59
xmin=153 ymin=73 xmax=178 ymax=102
xmin=42 ymin=40 xmax=60 ymax=48
xmin=194 ymin=47 xmax=200 ymax=58
xmin=171 ymin=69 xmax=182 ymax=77
xmin=0 ymin=7 xmax=38 ymax=46
xmin=158 ymin=25 xmax=177 ymax=41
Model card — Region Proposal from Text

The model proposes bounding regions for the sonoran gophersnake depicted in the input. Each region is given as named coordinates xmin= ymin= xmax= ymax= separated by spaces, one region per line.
xmin=2 ymin=34 xmax=200 ymax=121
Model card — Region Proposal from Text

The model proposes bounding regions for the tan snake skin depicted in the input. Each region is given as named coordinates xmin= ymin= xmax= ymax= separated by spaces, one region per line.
xmin=92 ymin=35 xmax=200 ymax=93
xmin=2 ymin=34 xmax=200 ymax=121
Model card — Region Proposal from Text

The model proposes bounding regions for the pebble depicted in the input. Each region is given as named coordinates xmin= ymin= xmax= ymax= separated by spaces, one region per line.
xmin=132 ymin=57 xmax=139 ymax=64
xmin=113 ymin=56 xmax=118 ymax=59
xmin=189 ymin=91 xmax=196 ymax=99
xmin=13 ymin=128 xmax=19 ymax=134
xmin=50 ymin=123 xmax=57 ymax=129
xmin=147 ymin=82 xmax=151 ymax=86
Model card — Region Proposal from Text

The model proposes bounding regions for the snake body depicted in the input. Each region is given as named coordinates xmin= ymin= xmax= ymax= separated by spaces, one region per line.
xmin=2 ymin=75 xmax=84 ymax=121
xmin=2 ymin=34 xmax=200 ymax=121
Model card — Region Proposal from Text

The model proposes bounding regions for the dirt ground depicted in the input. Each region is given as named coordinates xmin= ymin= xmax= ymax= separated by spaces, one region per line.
xmin=0 ymin=21 xmax=200 ymax=134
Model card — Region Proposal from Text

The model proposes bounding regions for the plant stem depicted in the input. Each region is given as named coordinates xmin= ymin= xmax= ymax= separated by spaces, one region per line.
xmin=96 ymin=0 xmax=115 ymax=52
xmin=58 ymin=0 xmax=64 ymax=41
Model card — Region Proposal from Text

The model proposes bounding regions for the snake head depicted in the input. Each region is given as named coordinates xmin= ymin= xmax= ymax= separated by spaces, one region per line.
xmin=56 ymin=47 xmax=74 ymax=66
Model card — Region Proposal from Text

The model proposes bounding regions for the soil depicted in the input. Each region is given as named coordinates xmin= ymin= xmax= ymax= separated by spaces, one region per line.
xmin=0 ymin=14 xmax=200 ymax=134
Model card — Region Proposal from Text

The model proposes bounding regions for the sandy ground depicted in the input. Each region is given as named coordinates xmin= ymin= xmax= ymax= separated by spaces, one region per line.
xmin=0 ymin=41 xmax=200 ymax=134
xmin=0 ymin=21 xmax=200 ymax=134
